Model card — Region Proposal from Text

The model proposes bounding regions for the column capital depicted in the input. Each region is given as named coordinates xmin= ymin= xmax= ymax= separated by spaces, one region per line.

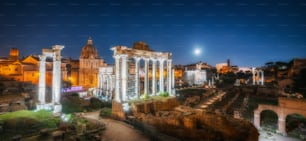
xmin=134 ymin=57 xmax=141 ymax=61
xmin=39 ymin=55 xmax=46 ymax=61
xmin=150 ymin=57 xmax=157 ymax=62
xmin=158 ymin=58 xmax=165 ymax=63
xmin=143 ymin=57 xmax=150 ymax=62
xmin=113 ymin=55 xmax=121 ymax=59
xmin=52 ymin=45 xmax=64 ymax=51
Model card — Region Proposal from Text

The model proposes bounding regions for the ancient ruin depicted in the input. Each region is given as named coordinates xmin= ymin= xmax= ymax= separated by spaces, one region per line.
xmin=252 ymin=67 xmax=264 ymax=85
xmin=97 ymin=66 xmax=115 ymax=101
xmin=254 ymin=97 xmax=306 ymax=135
xmin=110 ymin=42 xmax=175 ymax=118
xmin=37 ymin=45 xmax=64 ymax=113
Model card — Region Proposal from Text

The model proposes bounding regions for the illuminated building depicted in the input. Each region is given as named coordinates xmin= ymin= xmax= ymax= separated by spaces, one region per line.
xmin=78 ymin=37 xmax=107 ymax=88
xmin=183 ymin=61 xmax=211 ymax=86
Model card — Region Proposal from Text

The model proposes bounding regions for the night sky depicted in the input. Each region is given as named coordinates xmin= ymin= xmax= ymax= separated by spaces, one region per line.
xmin=0 ymin=0 xmax=306 ymax=67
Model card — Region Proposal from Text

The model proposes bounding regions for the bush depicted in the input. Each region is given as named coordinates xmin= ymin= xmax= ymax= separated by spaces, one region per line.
xmin=100 ymin=108 xmax=112 ymax=117
xmin=159 ymin=92 xmax=169 ymax=97
xmin=140 ymin=93 xmax=150 ymax=100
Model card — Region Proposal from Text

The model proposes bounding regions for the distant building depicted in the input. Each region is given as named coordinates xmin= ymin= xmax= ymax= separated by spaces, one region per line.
xmin=183 ymin=61 xmax=212 ymax=86
xmin=78 ymin=37 xmax=107 ymax=88
xmin=216 ymin=59 xmax=240 ymax=74
xmin=216 ymin=63 xmax=228 ymax=73
xmin=0 ymin=48 xmax=68 ymax=85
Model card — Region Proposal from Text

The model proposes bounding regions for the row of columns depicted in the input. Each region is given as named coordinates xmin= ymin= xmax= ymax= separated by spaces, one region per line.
xmin=98 ymin=74 xmax=114 ymax=96
xmin=114 ymin=54 xmax=173 ymax=103
xmin=252 ymin=67 xmax=264 ymax=85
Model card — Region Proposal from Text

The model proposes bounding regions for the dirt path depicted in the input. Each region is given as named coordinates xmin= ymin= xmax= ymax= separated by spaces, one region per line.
xmin=83 ymin=111 xmax=150 ymax=141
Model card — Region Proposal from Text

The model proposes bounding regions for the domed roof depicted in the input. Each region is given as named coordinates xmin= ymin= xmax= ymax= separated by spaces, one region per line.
xmin=132 ymin=41 xmax=151 ymax=51
xmin=80 ymin=37 xmax=99 ymax=59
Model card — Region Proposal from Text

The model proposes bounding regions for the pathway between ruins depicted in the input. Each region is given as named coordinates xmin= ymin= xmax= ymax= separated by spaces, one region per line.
xmin=83 ymin=111 xmax=150 ymax=141
xmin=195 ymin=91 xmax=226 ymax=110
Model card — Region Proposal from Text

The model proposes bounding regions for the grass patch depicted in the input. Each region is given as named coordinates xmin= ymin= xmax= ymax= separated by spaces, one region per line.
xmin=0 ymin=110 xmax=53 ymax=121
xmin=0 ymin=110 xmax=60 ymax=140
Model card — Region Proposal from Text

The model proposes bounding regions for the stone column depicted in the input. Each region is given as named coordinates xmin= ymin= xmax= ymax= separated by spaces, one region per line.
xmin=52 ymin=45 xmax=64 ymax=105
xmin=167 ymin=59 xmax=172 ymax=95
xmin=152 ymin=59 xmax=157 ymax=95
xmin=134 ymin=57 xmax=140 ymax=98
xmin=261 ymin=71 xmax=265 ymax=85
xmin=172 ymin=69 xmax=175 ymax=89
xmin=252 ymin=67 xmax=256 ymax=85
xmin=254 ymin=110 xmax=261 ymax=129
xmin=106 ymin=75 xmax=109 ymax=94
xmin=114 ymin=55 xmax=121 ymax=102
xmin=98 ymin=69 xmax=102 ymax=96
xmin=38 ymin=55 xmax=46 ymax=105
xmin=278 ymin=116 xmax=287 ymax=135
xmin=144 ymin=58 xmax=149 ymax=94
xmin=121 ymin=55 xmax=128 ymax=102
xmin=52 ymin=45 xmax=64 ymax=113
xmin=159 ymin=59 xmax=164 ymax=93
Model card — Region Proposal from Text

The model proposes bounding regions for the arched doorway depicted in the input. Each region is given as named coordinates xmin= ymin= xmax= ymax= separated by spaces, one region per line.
xmin=260 ymin=110 xmax=278 ymax=130
xmin=286 ymin=114 xmax=306 ymax=139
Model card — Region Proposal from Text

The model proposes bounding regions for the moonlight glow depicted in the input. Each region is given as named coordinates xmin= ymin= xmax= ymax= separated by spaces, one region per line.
xmin=194 ymin=48 xmax=201 ymax=56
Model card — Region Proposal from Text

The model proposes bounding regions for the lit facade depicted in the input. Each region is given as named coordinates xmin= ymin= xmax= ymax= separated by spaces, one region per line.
xmin=78 ymin=37 xmax=107 ymax=88
xmin=183 ymin=62 xmax=209 ymax=86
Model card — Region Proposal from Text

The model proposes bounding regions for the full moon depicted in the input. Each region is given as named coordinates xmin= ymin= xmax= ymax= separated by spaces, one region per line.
xmin=194 ymin=48 xmax=201 ymax=56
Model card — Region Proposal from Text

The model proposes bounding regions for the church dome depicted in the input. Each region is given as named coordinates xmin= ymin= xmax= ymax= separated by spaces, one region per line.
xmin=80 ymin=37 xmax=99 ymax=59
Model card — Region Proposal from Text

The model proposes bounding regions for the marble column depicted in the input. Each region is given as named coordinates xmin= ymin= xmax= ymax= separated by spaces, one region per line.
xmin=134 ymin=57 xmax=140 ymax=98
xmin=38 ymin=55 xmax=46 ymax=104
xmin=144 ymin=58 xmax=149 ymax=94
xmin=52 ymin=45 xmax=64 ymax=113
xmin=98 ymin=70 xmax=102 ymax=96
xmin=252 ymin=67 xmax=256 ymax=85
xmin=167 ymin=59 xmax=172 ymax=95
xmin=52 ymin=45 xmax=64 ymax=104
xmin=152 ymin=59 xmax=157 ymax=95
xmin=261 ymin=71 xmax=265 ymax=85
xmin=172 ymin=69 xmax=175 ymax=89
xmin=278 ymin=117 xmax=287 ymax=135
xmin=121 ymin=55 xmax=128 ymax=101
xmin=114 ymin=55 xmax=121 ymax=102
xmin=159 ymin=59 xmax=164 ymax=93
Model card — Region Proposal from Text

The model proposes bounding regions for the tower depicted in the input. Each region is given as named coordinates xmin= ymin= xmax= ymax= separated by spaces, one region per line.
xmin=9 ymin=48 xmax=19 ymax=61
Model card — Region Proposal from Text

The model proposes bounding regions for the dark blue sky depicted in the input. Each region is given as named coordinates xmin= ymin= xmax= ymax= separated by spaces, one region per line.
xmin=0 ymin=0 xmax=305 ymax=67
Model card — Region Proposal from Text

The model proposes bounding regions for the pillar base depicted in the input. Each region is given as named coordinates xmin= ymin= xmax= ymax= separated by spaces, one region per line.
xmin=112 ymin=100 xmax=126 ymax=120
xmin=53 ymin=104 xmax=62 ymax=114
xmin=36 ymin=103 xmax=52 ymax=111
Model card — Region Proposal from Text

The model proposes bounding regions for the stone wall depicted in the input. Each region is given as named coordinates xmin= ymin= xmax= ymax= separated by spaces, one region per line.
xmin=134 ymin=108 xmax=259 ymax=141
xmin=279 ymin=97 xmax=306 ymax=109
xmin=131 ymin=97 xmax=179 ymax=114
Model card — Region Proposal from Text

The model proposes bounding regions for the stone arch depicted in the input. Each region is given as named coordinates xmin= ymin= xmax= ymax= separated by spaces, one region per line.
xmin=260 ymin=109 xmax=278 ymax=128
xmin=285 ymin=113 xmax=306 ymax=134
xmin=254 ymin=105 xmax=280 ymax=130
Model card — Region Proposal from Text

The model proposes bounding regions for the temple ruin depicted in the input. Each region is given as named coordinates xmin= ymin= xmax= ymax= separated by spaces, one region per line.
xmin=36 ymin=45 xmax=64 ymax=113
